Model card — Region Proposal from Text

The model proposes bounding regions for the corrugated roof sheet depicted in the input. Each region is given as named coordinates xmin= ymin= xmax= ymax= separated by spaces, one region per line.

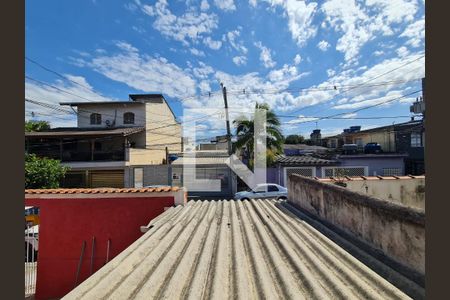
xmin=25 ymin=126 xmax=145 ymax=138
xmin=25 ymin=187 xmax=180 ymax=194
xmin=275 ymin=154 xmax=337 ymax=165
xmin=63 ymin=199 xmax=412 ymax=300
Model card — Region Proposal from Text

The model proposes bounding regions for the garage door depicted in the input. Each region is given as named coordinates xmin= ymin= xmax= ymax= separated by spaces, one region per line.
xmin=90 ymin=170 xmax=124 ymax=188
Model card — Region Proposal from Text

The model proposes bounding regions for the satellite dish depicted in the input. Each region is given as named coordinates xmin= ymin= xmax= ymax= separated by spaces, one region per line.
xmin=105 ymin=120 xmax=111 ymax=127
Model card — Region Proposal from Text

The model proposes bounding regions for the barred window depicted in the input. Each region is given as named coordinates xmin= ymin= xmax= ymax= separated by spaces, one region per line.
xmin=286 ymin=168 xmax=314 ymax=178
xmin=124 ymin=112 xmax=135 ymax=124
xmin=90 ymin=113 xmax=102 ymax=125
xmin=324 ymin=167 xmax=366 ymax=177
xmin=411 ymin=132 xmax=422 ymax=147
xmin=383 ymin=168 xmax=402 ymax=176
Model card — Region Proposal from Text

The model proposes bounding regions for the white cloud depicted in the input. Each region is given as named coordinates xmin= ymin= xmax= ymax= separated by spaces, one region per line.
xmin=326 ymin=69 xmax=336 ymax=77
xmin=286 ymin=115 xmax=320 ymax=124
xmin=232 ymin=56 xmax=247 ymax=66
xmin=85 ymin=41 xmax=197 ymax=99
xmin=396 ymin=46 xmax=409 ymax=58
xmin=200 ymin=0 xmax=210 ymax=10
xmin=25 ymin=75 xmax=116 ymax=127
xmin=192 ymin=62 xmax=215 ymax=79
xmin=225 ymin=29 xmax=248 ymax=54
xmin=293 ymin=54 xmax=302 ymax=65
xmin=140 ymin=0 xmax=219 ymax=46
xmin=214 ymin=0 xmax=236 ymax=11
xmin=203 ymin=36 xmax=222 ymax=50
xmin=321 ymin=0 xmax=420 ymax=62
xmin=254 ymin=41 xmax=276 ymax=68
xmin=373 ymin=50 xmax=384 ymax=56
xmin=269 ymin=0 xmax=318 ymax=47
xmin=332 ymin=90 xmax=406 ymax=109
xmin=249 ymin=0 xmax=257 ymax=7
xmin=190 ymin=48 xmax=206 ymax=56
xmin=317 ymin=40 xmax=331 ymax=51
xmin=400 ymin=19 xmax=425 ymax=48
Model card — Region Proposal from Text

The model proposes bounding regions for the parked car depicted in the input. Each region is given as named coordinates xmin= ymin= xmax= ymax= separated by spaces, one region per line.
xmin=234 ymin=184 xmax=288 ymax=200
xmin=364 ymin=142 xmax=383 ymax=154
xmin=25 ymin=225 xmax=39 ymax=262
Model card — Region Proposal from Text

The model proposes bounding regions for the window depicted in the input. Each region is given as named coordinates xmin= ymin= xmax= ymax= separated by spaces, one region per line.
xmin=411 ymin=132 xmax=422 ymax=147
xmin=323 ymin=167 xmax=367 ymax=177
xmin=123 ymin=112 xmax=135 ymax=124
xmin=268 ymin=185 xmax=279 ymax=192
xmin=383 ymin=168 xmax=402 ymax=176
xmin=90 ymin=113 xmax=102 ymax=125
xmin=254 ymin=185 xmax=267 ymax=193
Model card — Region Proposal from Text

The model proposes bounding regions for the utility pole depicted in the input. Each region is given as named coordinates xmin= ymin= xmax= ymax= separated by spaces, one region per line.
xmin=221 ymin=83 xmax=233 ymax=155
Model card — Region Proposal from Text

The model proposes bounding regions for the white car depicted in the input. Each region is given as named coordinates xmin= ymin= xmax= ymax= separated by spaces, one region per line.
xmin=234 ymin=183 xmax=288 ymax=200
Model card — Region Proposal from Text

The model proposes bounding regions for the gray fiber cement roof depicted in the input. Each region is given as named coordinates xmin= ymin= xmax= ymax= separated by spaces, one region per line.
xmin=63 ymin=199 xmax=414 ymax=300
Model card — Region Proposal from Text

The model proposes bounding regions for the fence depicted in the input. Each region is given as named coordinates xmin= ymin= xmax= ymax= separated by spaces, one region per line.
xmin=25 ymin=223 xmax=38 ymax=297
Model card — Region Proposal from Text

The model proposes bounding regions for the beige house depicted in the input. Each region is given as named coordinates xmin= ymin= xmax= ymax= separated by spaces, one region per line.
xmin=25 ymin=94 xmax=181 ymax=188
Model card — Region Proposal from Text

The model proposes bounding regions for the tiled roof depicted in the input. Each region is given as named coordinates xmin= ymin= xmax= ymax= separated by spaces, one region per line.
xmin=63 ymin=199 xmax=414 ymax=300
xmin=25 ymin=187 xmax=180 ymax=194
xmin=316 ymin=175 xmax=425 ymax=182
xmin=275 ymin=154 xmax=337 ymax=165
xmin=25 ymin=126 xmax=145 ymax=138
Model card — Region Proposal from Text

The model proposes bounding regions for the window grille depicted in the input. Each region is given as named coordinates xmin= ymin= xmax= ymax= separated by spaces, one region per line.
xmin=411 ymin=132 xmax=422 ymax=147
xmin=286 ymin=168 xmax=314 ymax=178
xmin=383 ymin=168 xmax=402 ymax=176
xmin=90 ymin=113 xmax=102 ymax=125
xmin=124 ymin=112 xmax=135 ymax=124
xmin=324 ymin=167 xmax=366 ymax=177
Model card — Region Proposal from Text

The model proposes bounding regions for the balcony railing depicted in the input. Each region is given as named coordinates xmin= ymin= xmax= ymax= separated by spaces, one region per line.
xmin=29 ymin=150 xmax=125 ymax=162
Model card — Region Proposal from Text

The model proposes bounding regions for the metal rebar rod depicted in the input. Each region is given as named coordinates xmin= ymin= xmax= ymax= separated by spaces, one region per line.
xmin=74 ymin=241 xmax=86 ymax=288
xmin=89 ymin=236 xmax=95 ymax=275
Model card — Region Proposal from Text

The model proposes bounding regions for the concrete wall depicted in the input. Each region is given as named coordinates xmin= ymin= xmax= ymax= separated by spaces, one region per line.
xmin=127 ymin=148 xmax=166 ymax=165
xmin=351 ymin=129 xmax=396 ymax=152
xmin=287 ymin=174 xmax=425 ymax=276
xmin=339 ymin=178 xmax=425 ymax=210
xmin=145 ymin=102 xmax=181 ymax=152
xmin=25 ymin=194 xmax=176 ymax=300
xmin=338 ymin=156 xmax=405 ymax=176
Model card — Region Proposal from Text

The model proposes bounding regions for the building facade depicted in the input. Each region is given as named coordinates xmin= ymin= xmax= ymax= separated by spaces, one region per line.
xmin=25 ymin=94 xmax=182 ymax=188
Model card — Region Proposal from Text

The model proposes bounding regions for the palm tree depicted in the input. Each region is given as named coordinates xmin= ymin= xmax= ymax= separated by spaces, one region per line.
xmin=233 ymin=103 xmax=283 ymax=168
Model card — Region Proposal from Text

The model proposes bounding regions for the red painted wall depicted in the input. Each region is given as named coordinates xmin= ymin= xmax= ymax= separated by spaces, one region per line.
xmin=25 ymin=196 xmax=174 ymax=300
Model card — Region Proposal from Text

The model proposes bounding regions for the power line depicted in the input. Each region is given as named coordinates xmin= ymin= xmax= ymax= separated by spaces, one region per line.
xmin=289 ymin=90 xmax=422 ymax=125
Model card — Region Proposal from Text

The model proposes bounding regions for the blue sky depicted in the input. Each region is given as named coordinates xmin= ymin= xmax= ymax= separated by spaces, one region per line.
xmin=25 ymin=0 xmax=425 ymax=140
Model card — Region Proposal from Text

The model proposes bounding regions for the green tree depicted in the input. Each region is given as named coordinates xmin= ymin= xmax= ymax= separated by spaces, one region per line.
xmin=233 ymin=103 xmax=284 ymax=168
xmin=25 ymin=153 xmax=69 ymax=189
xmin=25 ymin=120 xmax=51 ymax=132
xmin=284 ymin=134 xmax=305 ymax=144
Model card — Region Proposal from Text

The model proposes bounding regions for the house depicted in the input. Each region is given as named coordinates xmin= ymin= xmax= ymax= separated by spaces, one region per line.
xmin=170 ymin=150 xmax=237 ymax=198
xmin=25 ymin=94 xmax=181 ymax=188
xmin=196 ymin=135 xmax=229 ymax=151
xmin=322 ymin=119 xmax=425 ymax=175
xmin=274 ymin=154 xmax=339 ymax=185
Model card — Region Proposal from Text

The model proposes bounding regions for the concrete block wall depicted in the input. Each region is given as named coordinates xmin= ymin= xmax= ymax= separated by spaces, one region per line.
xmin=288 ymin=174 xmax=425 ymax=276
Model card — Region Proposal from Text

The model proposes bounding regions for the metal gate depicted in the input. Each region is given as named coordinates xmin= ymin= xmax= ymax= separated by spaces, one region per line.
xmin=90 ymin=170 xmax=124 ymax=188
xmin=25 ymin=223 xmax=38 ymax=297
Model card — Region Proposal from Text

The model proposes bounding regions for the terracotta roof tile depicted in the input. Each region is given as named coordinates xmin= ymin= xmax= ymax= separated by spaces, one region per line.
xmin=25 ymin=187 xmax=180 ymax=195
